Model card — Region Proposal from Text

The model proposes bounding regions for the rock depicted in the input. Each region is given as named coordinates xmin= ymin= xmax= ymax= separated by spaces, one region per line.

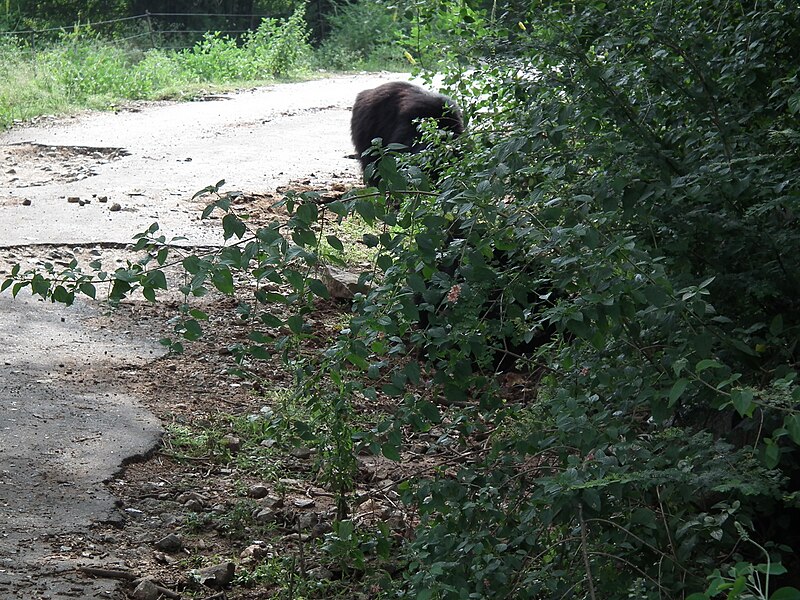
xmin=109 ymin=202 xmax=122 ymax=211
xmin=321 ymin=265 xmax=370 ymax=300
xmin=154 ymin=533 xmax=183 ymax=552
xmin=293 ymin=498 xmax=315 ymax=509
xmin=141 ymin=482 xmax=165 ymax=495
xmin=289 ymin=446 xmax=313 ymax=459
xmin=308 ymin=566 xmax=334 ymax=580
xmin=221 ymin=434 xmax=240 ymax=453
xmin=153 ymin=551 xmax=176 ymax=564
xmin=131 ymin=579 xmax=161 ymax=600
xmin=254 ymin=507 xmax=279 ymax=524
xmin=240 ymin=543 xmax=268 ymax=561
xmin=176 ymin=491 xmax=206 ymax=505
xmin=297 ymin=511 xmax=317 ymax=529
xmin=193 ymin=561 xmax=235 ymax=588
xmin=159 ymin=513 xmax=180 ymax=527
xmin=67 ymin=196 xmax=81 ymax=203
xmin=258 ymin=495 xmax=283 ymax=509
xmin=21 ymin=198 xmax=31 ymax=206
xmin=248 ymin=484 xmax=269 ymax=499
xmin=278 ymin=478 xmax=303 ymax=487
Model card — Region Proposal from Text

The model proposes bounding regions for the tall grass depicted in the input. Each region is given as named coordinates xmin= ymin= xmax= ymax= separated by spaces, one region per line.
xmin=0 ymin=8 xmax=313 ymax=129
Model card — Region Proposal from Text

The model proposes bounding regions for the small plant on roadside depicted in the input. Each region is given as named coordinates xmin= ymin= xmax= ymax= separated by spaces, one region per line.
xmin=212 ymin=498 xmax=266 ymax=539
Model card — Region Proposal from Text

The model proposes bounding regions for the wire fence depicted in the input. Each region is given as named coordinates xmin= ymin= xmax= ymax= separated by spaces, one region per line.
xmin=0 ymin=12 xmax=277 ymax=54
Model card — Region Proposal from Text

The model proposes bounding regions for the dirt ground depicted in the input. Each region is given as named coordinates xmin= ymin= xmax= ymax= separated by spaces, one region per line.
xmin=0 ymin=73 xmax=443 ymax=599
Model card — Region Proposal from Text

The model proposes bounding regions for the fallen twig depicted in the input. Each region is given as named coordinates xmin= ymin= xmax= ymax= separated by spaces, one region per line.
xmin=78 ymin=566 xmax=137 ymax=581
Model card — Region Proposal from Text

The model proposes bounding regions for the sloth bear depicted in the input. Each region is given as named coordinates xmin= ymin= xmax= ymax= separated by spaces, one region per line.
xmin=350 ymin=81 xmax=464 ymax=182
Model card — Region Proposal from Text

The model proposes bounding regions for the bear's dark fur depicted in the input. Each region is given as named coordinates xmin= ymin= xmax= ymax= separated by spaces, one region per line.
xmin=350 ymin=81 xmax=464 ymax=180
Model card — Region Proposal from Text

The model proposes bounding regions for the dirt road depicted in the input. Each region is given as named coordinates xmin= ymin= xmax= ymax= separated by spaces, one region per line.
xmin=0 ymin=72 xmax=403 ymax=599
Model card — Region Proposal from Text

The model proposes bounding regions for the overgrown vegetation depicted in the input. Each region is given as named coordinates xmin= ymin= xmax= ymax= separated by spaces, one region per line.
xmin=0 ymin=7 xmax=313 ymax=126
xmin=0 ymin=1 xmax=425 ymax=128
xmin=4 ymin=1 xmax=800 ymax=599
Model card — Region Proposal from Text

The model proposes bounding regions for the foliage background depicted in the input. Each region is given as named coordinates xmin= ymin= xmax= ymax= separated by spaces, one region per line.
xmin=3 ymin=1 xmax=800 ymax=598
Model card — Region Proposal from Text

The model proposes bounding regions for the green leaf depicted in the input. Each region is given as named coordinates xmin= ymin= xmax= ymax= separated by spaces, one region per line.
xmin=785 ymin=414 xmax=800 ymax=445
xmin=643 ymin=284 xmax=667 ymax=307
xmin=695 ymin=359 xmax=722 ymax=373
xmin=582 ymin=488 xmax=601 ymax=511
xmin=52 ymin=285 xmax=74 ymax=305
xmin=668 ymin=378 xmax=689 ymax=406
xmin=418 ymin=400 xmax=441 ymax=425
xmin=762 ymin=439 xmax=780 ymax=469
xmin=788 ymin=91 xmax=800 ymax=114
xmin=566 ymin=318 xmax=592 ymax=339
xmin=212 ymin=267 xmax=235 ymax=295
xmin=31 ymin=275 xmax=50 ymax=298
xmin=335 ymin=519 xmax=355 ymax=539
xmin=286 ymin=314 xmax=304 ymax=334
xmin=377 ymin=254 xmax=393 ymax=271
xmin=672 ymin=357 xmax=688 ymax=377
xmin=382 ymin=383 xmax=403 ymax=397
xmin=308 ymin=278 xmax=330 ymax=299
xmin=443 ymin=382 xmax=467 ymax=403
xmin=79 ymin=282 xmax=96 ymax=298
xmin=355 ymin=200 xmax=376 ymax=224
xmin=144 ymin=270 xmax=167 ymax=290
xmin=181 ymin=319 xmax=203 ymax=341
xmin=221 ymin=213 xmax=246 ymax=240
xmin=189 ymin=308 xmax=209 ymax=321
xmin=156 ymin=247 xmax=169 ymax=266
xmin=296 ymin=202 xmax=318 ymax=224
xmin=256 ymin=226 xmax=281 ymax=244
xmin=756 ymin=562 xmax=787 ymax=575
xmin=404 ymin=361 xmax=421 ymax=385
xmin=326 ymin=235 xmax=344 ymax=252
xmin=770 ymin=587 xmax=800 ymax=600
xmin=381 ymin=441 xmax=401 ymax=461
xmin=326 ymin=201 xmax=347 ymax=217
xmin=730 ymin=388 xmax=755 ymax=418
xmin=110 ymin=279 xmax=132 ymax=300
xmin=182 ymin=255 xmax=202 ymax=274
xmin=769 ymin=314 xmax=784 ymax=336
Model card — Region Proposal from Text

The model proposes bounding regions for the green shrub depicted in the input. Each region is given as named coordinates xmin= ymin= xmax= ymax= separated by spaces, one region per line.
xmin=129 ymin=49 xmax=192 ymax=97
xmin=39 ymin=32 xmax=133 ymax=101
xmin=385 ymin=2 xmax=800 ymax=597
xmin=316 ymin=0 xmax=404 ymax=70
xmin=243 ymin=7 xmax=312 ymax=78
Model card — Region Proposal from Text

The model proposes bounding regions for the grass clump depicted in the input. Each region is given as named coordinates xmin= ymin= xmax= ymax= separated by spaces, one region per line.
xmin=0 ymin=7 xmax=313 ymax=128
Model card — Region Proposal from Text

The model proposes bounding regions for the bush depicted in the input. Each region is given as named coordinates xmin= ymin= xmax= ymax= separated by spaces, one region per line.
xmin=243 ymin=7 xmax=312 ymax=78
xmin=315 ymin=0 xmax=405 ymax=70
xmin=386 ymin=2 xmax=800 ymax=597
